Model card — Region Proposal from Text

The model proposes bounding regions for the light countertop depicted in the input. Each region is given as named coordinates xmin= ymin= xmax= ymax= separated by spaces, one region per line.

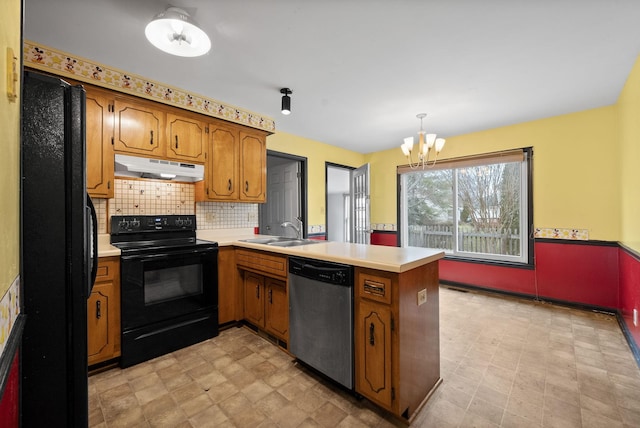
xmin=99 ymin=229 xmax=444 ymax=273
xmin=197 ymin=229 xmax=444 ymax=273
xmin=98 ymin=234 xmax=121 ymax=257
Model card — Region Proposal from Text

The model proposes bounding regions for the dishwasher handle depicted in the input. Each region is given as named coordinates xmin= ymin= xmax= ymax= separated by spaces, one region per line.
xmin=289 ymin=257 xmax=352 ymax=286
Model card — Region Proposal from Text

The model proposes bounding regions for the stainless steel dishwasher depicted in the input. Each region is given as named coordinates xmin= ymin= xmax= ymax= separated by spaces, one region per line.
xmin=288 ymin=256 xmax=354 ymax=389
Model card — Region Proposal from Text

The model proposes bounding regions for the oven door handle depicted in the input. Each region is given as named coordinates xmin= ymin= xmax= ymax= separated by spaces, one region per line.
xmin=120 ymin=247 xmax=216 ymax=262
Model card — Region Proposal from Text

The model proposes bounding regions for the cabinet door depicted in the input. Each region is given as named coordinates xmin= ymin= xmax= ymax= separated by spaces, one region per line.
xmin=113 ymin=98 xmax=164 ymax=157
xmin=85 ymin=89 xmax=114 ymax=198
xmin=239 ymin=131 xmax=266 ymax=202
xmin=208 ymin=123 xmax=239 ymax=200
xmin=87 ymin=282 xmax=115 ymax=365
xmin=243 ymin=271 xmax=264 ymax=327
xmin=265 ymin=278 xmax=288 ymax=341
xmin=355 ymin=300 xmax=393 ymax=409
xmin=166 ymin=113 xmax=206 ymax=162
xmin=218 ymin=247 xmax=240 ymax=324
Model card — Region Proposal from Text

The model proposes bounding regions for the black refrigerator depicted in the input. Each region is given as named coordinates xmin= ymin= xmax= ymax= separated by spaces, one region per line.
xmin=21 ymin=71 xmax=98 ymax=427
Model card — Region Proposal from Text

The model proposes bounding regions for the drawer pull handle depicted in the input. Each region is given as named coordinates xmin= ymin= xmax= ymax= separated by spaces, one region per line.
xmin=364 ymin=280 xmax=385 ymax=296
xmin=175 ymin=135 xmax=179 ymax=149
xmin=150 ymin=130 xmax=154 ymax=145
xmin=256 ymin=285 xmax=260 ymax=299
xmin=369 ymin=322 xmax=375 ymax=346
xmin=228 ymin=179 xmax=232 ymax=191
xmin=245 ymin=181 xmax=249 ymax=192
xmin=96 ymin=300 xmax=101 ymax=319
xmin=268 ymin=289 xmax=273 ymax=304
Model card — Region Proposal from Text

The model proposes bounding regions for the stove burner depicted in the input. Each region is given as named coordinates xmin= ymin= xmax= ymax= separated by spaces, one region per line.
xmin=110 ymin=215 xmax=210 ymax=252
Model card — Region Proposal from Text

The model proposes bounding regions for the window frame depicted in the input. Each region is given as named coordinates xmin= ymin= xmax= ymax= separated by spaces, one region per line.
xmin=397 ymin=147 xmax=534 ymax=267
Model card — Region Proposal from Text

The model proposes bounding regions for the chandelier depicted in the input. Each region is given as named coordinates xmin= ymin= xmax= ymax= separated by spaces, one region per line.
xmin=400 ymin=113 xmax=446 ymax=169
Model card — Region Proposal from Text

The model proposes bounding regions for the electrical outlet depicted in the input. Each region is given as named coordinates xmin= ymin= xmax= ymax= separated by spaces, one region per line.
xmin=205 ymin=212 xmax=215 ymax=222
xmin=634 ymin=309 xmax=638 ymax=327
xmin=417 ymin=288 xmax=427 ymax=306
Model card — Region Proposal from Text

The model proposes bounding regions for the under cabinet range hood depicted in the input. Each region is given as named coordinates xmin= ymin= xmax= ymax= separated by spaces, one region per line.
xmin=115 ymin=154 xmax=204 ymax=182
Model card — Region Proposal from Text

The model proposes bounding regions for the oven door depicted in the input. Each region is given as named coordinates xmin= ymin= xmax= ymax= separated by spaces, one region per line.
xmin=120 ymin=246 xmax=218 ymax=331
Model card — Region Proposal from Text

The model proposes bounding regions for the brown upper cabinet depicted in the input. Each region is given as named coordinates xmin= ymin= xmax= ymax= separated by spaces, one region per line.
xmin=239 ymin=131 xmax=267 ymax=202
xmin=113 ymin=97 xmax=165 ymax=157
xmin=166 ymin=111 xmax=207 ymax=162
xmin=197 ymin=122 xmax=267 ymax=203
xmin=80 ymin=79 xmax=269 ymax=202
xmin=206 ymin=122 xmax=240 ymax=200
xmin=85 ymin=87 xmax=115 ymax=198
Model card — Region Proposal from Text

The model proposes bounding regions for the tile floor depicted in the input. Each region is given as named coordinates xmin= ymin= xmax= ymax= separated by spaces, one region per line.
xmin=89 ymin=286 xmax=640 ymax=427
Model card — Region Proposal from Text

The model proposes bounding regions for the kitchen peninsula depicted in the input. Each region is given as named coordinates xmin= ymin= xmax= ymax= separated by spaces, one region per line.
xmin=98 ymin=232 xmax=444 ymax=423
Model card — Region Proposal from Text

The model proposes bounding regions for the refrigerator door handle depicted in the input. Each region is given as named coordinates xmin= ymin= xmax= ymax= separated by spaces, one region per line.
xmin=87 ymin=194 xmax=98 ymax=297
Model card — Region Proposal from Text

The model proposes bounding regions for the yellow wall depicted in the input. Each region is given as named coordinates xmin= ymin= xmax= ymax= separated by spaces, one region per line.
xmin=618 ymin=56 xmax=640 ymax=252
xmin=367 ymin=105 xmax=620 ymax=241
xmin=0 ymin=0 xmax=22 ymax=297
xmin=267 ymin=131 xmax=366 ymax=227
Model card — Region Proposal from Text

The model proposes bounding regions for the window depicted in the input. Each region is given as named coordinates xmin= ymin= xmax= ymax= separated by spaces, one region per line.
xmin=399 ymin=148 xmax=532 ymax=264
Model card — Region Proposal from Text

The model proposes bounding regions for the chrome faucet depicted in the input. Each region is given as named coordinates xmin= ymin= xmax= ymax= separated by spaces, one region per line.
xmin=281 ymin=217 xmax=303 ymax=238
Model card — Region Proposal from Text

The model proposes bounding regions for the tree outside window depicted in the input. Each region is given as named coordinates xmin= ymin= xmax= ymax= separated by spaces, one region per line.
xmin=400 ymin=150 xmax=531 ymax=264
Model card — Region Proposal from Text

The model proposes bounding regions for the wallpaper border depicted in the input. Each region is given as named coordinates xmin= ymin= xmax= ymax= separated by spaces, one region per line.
xmin=23 ymin=40 xmax=275 ymax=134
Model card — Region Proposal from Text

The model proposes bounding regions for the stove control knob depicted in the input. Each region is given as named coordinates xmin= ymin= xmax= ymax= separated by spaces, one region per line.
xmin=176 ymin=218 xmax=184 ymax=226
xmin=185 ymin=218 xmax=192 ymax=226
xmin=131 ymin=219 xmax=140 ymax=228
xmin=119 ymin=220 xmax=129 ymax=229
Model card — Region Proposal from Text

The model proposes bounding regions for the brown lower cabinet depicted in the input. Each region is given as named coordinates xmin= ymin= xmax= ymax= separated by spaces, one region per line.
xmin=355 ymin=263 xmax=441 ymax=423
xmin=236 ymin=249 xmax=289 ymax=343
xmin=88 ymin=257 xmax=121 ymax=366
xmin=217 ymin=247 xmax=241 ymax=324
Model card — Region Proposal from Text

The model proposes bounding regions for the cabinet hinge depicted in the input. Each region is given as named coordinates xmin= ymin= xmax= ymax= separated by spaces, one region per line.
xmin=391 ymin=387 xmax=396 ymax=401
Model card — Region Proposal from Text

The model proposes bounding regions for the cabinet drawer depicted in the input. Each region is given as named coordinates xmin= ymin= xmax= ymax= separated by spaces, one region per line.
xmin=236 ymin=249 xmax=287 ymax=278
xmin=357 ymin=269 xmax=392 ymax=305
xmin=96 ymin=257 xmax=118 ymax=282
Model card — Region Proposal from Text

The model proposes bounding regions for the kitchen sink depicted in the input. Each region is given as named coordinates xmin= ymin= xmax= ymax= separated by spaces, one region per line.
xmin=239 ymin=236 xmax=322 ymax=247
xmin=266 ymin=239 xmax=322 ymax=247
xmin=239 ymin=237 xmax=288 ymax=244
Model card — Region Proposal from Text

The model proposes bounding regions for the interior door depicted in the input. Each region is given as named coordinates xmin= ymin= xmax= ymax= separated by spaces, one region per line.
xmin=351 ymin=163 xmax=370 ymax=244
xmin=261 ymin=160 xmax=300 ymax=236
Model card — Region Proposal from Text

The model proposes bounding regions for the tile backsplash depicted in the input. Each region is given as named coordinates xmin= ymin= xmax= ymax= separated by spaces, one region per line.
xmin=196 ymin=202 xmax=259 ymax=230
xmin=109 ymin=179 xmax=194 ymax=217
xmin=94 ymin=178 xmax=259 ymax=234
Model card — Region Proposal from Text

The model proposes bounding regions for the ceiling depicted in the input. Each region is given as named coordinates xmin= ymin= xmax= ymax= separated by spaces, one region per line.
xmin=23 ymin=0 xmax=640 ymax=154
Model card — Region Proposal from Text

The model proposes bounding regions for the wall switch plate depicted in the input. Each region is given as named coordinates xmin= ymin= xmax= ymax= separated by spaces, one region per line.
xmin=634 ymin=309 xmax=638 ymax=327
xmin=417 ymin=288 xmax=427 ymax=306
xmin=6 ymin=47 xmax=18 ymax=102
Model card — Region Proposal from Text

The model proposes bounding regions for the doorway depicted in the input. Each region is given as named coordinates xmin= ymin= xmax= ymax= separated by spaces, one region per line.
xmin=326 ymin=163 xmax=352 ymax=242
xmin=325 ymin=163 xmax=370 ymax=243
xmin=259 ymin=151 xmax=307 ymax=238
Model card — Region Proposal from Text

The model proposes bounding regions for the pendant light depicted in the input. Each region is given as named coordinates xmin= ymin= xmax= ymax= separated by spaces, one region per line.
xmin=280 ymin=88 xmax=292 ymax=115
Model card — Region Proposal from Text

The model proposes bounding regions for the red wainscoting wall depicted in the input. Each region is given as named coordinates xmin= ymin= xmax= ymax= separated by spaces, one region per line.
xmin=0 ymin=351 xmax=20 ymax=428
xmin=620 ymin=247 xmax=640 ymax=350
xmin=371 ymin=231 xmax=398 ymax=246
xmin=534 ymin=241 xmax=619 ymax=309
xmin=441 ymin=242 xmax=620 ymax=309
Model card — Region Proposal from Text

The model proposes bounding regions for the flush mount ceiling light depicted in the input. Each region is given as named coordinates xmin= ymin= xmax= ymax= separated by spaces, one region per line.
xmin=400 ymin=113 xmax=446 ymax=169
xmin=280 ymin=88 xmax=292 ymax=115
xmin=145 ymin=6 xmax=211 ymax=57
